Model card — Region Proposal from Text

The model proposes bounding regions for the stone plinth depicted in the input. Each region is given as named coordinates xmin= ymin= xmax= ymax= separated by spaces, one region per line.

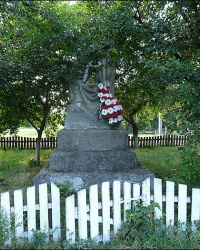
xmin=34 ymin=105 xmax=154 ymax=190
xmin=34 ymin=165 xmax=154 ymax=191
xmin=48 ymin=128 xmax=137 ymax=173
xmin=56 ymin=128 xmax=129 ymax=151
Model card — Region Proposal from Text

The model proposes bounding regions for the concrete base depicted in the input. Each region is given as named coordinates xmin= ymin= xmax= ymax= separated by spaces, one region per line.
xmin=34 ymin=108 xmax=154 ymax=190
xmin=49 ymin=128 xmax=138 ymax=173
xmin=33 ymin=163 xmax=154 ymax=191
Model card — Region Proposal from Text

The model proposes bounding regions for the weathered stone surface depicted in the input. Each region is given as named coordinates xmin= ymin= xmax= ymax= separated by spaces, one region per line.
xmin=33 ymin=164 xmax=154 ymax=191
xmin=33 ymin=118 xmax=155 ymax=189
xmin=48 ymin=126 xmax=138 ymax=173
xmin=49 ymin=149 xmax=137 ymax=172
xmin=64 ymin=106 xmax=114 ymax=129
xmin=57 ymin=128 xmax=129 ymax=152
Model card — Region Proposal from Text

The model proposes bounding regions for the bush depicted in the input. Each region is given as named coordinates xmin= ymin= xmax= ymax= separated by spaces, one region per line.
xmin=109 ymin=202 xmax=200 ymax=249
xmin=0 ymin=209 xmax=12 ymax=247
xmin=167 ymin=133 xmax=200 ymax=189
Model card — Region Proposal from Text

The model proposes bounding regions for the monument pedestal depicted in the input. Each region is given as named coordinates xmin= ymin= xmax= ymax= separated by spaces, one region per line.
xmin=34 ymin=165 xmax=153 ymax=191
xmin=48 ymin=128 xmax=137 ymax=172
xmin=34 ymin=108 xmax=154 ymax=190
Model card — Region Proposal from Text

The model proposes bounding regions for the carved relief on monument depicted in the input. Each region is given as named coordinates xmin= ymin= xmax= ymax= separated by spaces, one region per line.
xmin=68 ymin=60 xmax=119 ymax=118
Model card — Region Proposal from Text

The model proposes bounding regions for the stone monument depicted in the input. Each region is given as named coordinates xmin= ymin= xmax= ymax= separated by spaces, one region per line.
xmin=34 ymin=61 xmax=154 ymax=190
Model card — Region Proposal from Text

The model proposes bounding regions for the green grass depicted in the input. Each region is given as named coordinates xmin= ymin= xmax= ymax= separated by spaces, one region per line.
xmin=135 ymin=145 xmax=200 ymax=190
xmin=1 ymin=126 xmax=64 ymax=138
xmin=135 ymin=146 xmax=182 ymax=180
xmin=1 ymin=127 xmax=43 ymax=138
xmin=17 ymin=128 xmax=40 ymax=137
xmin=0 ymin=149 xmax=51 ymax=193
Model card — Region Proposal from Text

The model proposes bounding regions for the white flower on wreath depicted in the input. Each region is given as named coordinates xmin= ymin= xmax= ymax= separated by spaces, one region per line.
xmin=101 ymin=109 xmax=108 ymax=116
xmin=105 ymin=99 xmax=111 ymax=105
xmin=109 ymin=118 xmax=114 ymax=124
xmin=100 ymin=98 xmax=105 ymax=103
xmin=108 ymin=107 xmax=114 ymax=114
xmin=98 ymin=83 xmax=104 ymax=89
xmin=113 ymin=118 xmax=118 ymax=123
xmin=98 ymin=92 xmax=103 ymax=98
xmin=113 ymin=106 xmax=119 ymax=112
xmin=118 ymin=115 xmax=123 ymax=121
xmin=111 ymin=99 xmax=117 ymax=105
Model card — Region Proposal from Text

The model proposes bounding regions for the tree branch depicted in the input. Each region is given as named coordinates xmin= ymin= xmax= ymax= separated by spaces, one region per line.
xmin=133 ymin=7 xmax=143 ymax=24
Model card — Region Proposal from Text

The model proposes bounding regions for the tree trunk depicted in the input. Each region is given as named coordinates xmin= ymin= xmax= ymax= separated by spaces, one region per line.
xmin=36 ymin=130 xmax=42 ymax=165
xmin=125 ymin=114 xmax=140 ymax=149
xmin=132 ymin=122 xmax=139 ymax=149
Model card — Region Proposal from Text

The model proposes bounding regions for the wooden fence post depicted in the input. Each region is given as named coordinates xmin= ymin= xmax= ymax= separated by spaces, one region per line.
xmin=166 ymin=181 xmax=175 ymax=227
xmin=102 ymin=182 xmax=110 ymax=242
xmin=14 ymin=189 xmax=24 ymax=239
xmin=153 ymin=178 xmax=162 ymax=219
xmin=123 ymin=182 xmax=131 ymax=222
xmin=113 ymin=181 xmax=121 ymax=234
xmin=0 ymin=191 xmax=11 ymax=247
xmin=27 ymin=186 xmax=36 ymax=242
xmin=51 ymin=183 xmax=61 ymax=241
xmin=178 ymin=184 xmax=187 ymax=231
xmin=142 ymin=177 xmax=151 ymax=206
xmin=89 ymin=184 xmax=99 ymax=239
xmin=39 ymin=183 xmax=49 ymax=241
xmin=78 ymin=189 xmax=87 ymax=240
xmin=191 ymin=188 xmax=200 ymax=231
xmin=66 ymin=195 xmax=75 ymax=243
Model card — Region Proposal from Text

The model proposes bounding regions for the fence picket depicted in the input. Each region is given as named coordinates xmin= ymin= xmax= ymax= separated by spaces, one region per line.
xmin=191 ymin=188 xmax=200 ymax=231
xmin=14 ymin=189 xmax=24 ymax=238
xmin=89 ymin=184 xmax=99 ymax=239
xmin=124 ymin=181 xmax=131 ymax=222
xmin=39 ymin=183 xmax=49 ymax=238
xmin=132 ymin=183 xmax=140 ymax=207
xmin=0 ymin=191 xmax=11 ymax=246
xmin=166 ymin=181 xmax=175 ymax=226
xmin=78 ymin=189 xmax=87 ymax=240
xmin=113 ymin=181 xmax=121 ymax=234
xmin=51 ymin=183 xmax=61 ymax=241
xmin=142 ymin=177 xmax=151 ymax=206
xmin=66 ymin=195 xmax=75 ymax=243
xmin=27 ymin=186 xmax=36 ymax=241
xmin=154 ymin=178 xmax=162 ymax=219
xmin=102 ymin=181 xmax=110 ymax=242
xmin=178 ymin=184 xmax=187 ymax=230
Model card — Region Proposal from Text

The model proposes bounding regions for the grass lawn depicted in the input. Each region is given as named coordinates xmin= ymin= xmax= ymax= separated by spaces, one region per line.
xmin=1 ymin=127 xmax=64 ymax=137
xmin=135 ymin=146 xmax=182 ymax=180
xmin=0 ymin=149 xmax=51 ymax=193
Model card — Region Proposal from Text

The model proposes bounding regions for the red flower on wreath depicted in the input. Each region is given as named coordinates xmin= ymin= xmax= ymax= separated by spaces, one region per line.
xmin=98 ymin=83 xmax=124 ymax=125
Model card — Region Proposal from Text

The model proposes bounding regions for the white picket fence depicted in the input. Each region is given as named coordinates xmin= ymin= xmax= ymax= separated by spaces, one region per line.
xmin=0 ymin=177 xmax=200 ymax=246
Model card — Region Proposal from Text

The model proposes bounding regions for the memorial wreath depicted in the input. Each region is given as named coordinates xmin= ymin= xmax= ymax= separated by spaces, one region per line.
xmin=98 ymin=83 xmax=124 ymax=125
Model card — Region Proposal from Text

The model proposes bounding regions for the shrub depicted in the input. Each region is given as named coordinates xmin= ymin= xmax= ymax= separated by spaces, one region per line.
xmin=0 ymin=209 xmax=12 ymax=247
xmin=109 ymin=202 xmax=200 ymax=249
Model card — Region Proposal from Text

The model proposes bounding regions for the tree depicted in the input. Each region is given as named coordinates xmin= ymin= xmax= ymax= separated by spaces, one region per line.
xmin=79 ymin=0 xmax=200 ymax=147
xmin=1 ymin=0 xmax=199 ymax=157
xmin=0 ymin=1 xmax=78 ymax=163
